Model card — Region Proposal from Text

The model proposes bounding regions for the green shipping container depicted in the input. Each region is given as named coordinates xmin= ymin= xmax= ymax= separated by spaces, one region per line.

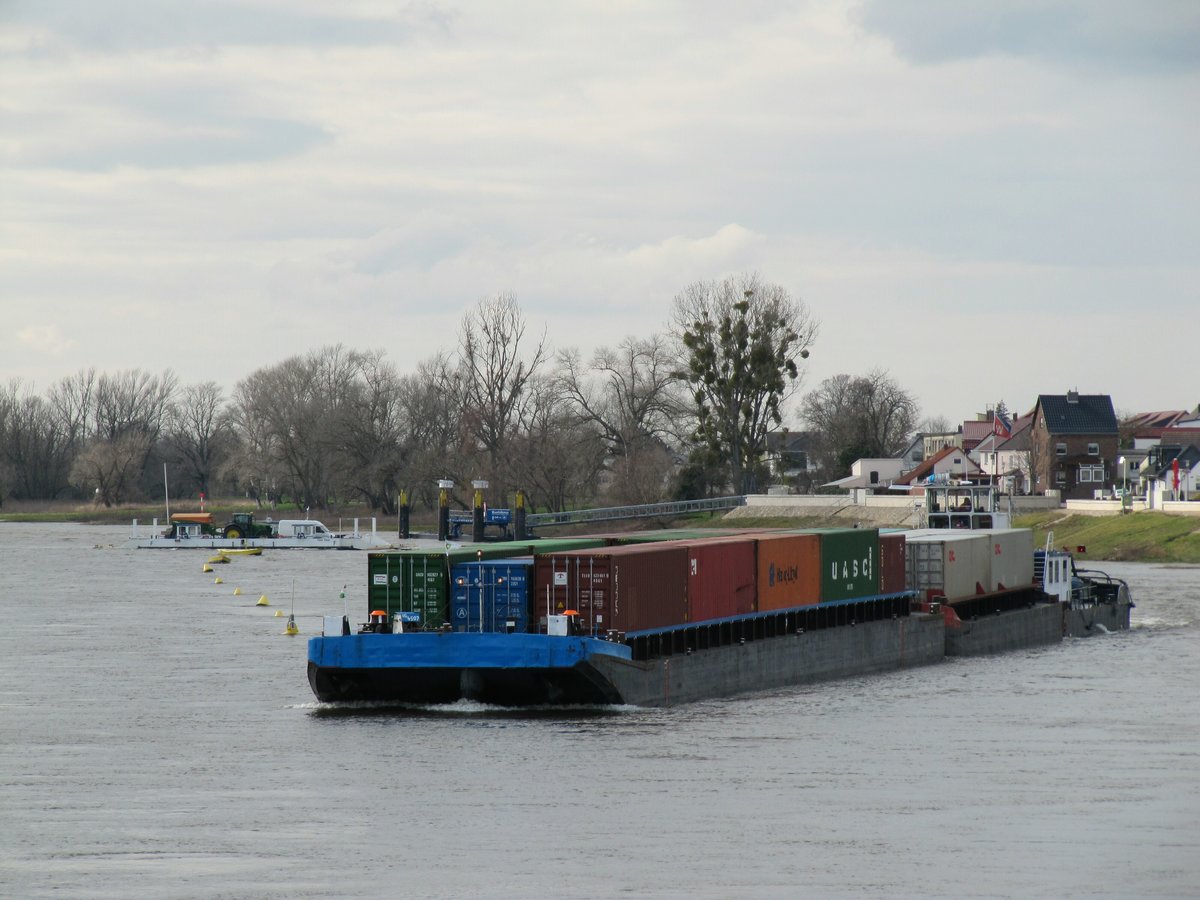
xmin=365 ymin=539 xmax=610 ymax=627
xmin=818 ymin=528 xmax=881 ymax=603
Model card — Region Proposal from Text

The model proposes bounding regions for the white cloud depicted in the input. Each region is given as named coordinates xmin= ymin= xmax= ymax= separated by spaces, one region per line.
xmin=16 ymin=324 xmax=75 ymax=356
xmin=0 ymin=1 xmax=1196 ymax=420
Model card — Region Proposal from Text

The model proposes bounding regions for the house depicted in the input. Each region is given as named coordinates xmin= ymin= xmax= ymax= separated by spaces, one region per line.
xmin=1029 ymin=391 xmax=1119 ymax=500
xmin=893 ymin=445 xmax=984 ymax=493
xmin=822 ymin=458 xmax=905 ymax=492
xmin=1145 ymin=444 xmax=1200 ymax=505
xmin=1127 ymin=409 xmax=1195 ymax=450
xmin=973 ymin=415 xmax=1034 ymax=494
xmin=896 ymin=434 xmax=926 ymax=474
xmin=764 ymin=430 xmax=820 ymax=487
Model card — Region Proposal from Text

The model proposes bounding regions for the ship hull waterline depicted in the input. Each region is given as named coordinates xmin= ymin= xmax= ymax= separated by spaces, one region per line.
xmin=307 ymin=614 xmax=947 ymax=708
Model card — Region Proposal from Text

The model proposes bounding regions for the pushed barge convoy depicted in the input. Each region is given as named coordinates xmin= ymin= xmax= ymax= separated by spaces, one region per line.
xmin=307 ymin=491 xmax=1132 ymax=707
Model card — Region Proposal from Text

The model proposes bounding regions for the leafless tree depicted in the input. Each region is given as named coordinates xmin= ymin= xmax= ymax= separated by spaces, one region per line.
xmin=69 ymin=433 xmax=152 ymax=506
xmin=801 ymin=368 xmax=919 ymax=479
xmin=509 ymin=374 xmax=607 ymax=512
xmin=556 ymin=334 xmax=689 ymax=503
xmin=165 ymin=381 xmax=236 ymax=498
xmin=454 ymin=293 xmax=548 ymax=504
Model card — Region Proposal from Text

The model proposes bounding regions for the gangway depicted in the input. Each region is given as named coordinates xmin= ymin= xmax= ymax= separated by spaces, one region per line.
xmin=525 ymin=496 xmax=746 ymax=531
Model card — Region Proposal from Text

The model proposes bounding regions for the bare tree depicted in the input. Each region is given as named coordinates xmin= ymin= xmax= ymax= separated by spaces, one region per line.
xmin=165 ymin=381 xmax=236 ymax=498
xmin=70 ymin=433 xmax=152 ymax=506
xmin=557 ymin=334 xmax=689 ymax=503
xmin=455 ymin=293 xmax=548 ymax=503
xmin=801 ymin=369 xmax=919 ymax=480
xmin=336 ymin=350 xmax=409 ymax=514
xmin=510 ymin=374 xmax=606 ymax=512
xmin=231 ymin=346 xmax=366 ymax=510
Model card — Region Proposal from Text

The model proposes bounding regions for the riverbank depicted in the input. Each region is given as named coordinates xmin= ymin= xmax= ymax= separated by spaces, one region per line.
xmin=4 ymin=501 xmax=1198 ymax=563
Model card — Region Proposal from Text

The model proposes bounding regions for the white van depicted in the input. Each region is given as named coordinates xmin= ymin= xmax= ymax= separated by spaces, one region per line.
xmin=274 ymin=520 xmax=335 ymax=540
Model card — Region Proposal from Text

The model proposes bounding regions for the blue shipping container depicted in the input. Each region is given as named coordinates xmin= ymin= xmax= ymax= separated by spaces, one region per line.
xmin=450 ymin=558 xmax=533 ymax=633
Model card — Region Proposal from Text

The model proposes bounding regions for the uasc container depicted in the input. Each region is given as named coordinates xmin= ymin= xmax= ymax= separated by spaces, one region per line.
xmin=818 ymin=528 xmax=881 ymax=603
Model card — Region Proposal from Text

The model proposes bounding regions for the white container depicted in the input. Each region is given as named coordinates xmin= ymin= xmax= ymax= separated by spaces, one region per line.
xmin=905 ymin=532 xmax=991 ymax=601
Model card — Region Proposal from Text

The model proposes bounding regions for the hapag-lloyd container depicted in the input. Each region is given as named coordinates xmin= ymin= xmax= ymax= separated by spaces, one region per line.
xmin=879 ymin=531 xmax=907 ymax=595
xmin=818 ymin=528 xmax=881 ymax=602
xmin=684 ymin=537 xmax=757 ymax=622
xmin=904 ymin=531 xmax=991 ymax=602
xmin=979 ymin=528 xmax=1035 ymax=591
xmin=533 ymin=544 xmax=689 ymax=634
xmin=754 ymin=532 xmax=821 ymax=611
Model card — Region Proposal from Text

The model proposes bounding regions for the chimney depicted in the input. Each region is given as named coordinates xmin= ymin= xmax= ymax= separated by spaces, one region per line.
xmin=1067 ymin=390 xmax=1079 ymax=404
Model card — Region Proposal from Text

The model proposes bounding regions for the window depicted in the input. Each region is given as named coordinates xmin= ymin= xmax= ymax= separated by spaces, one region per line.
xmin=1088 ymin=442 xmax=1099 ymax=456
xmin=1079 ymin=464 xmax=1104 ymax=483
xmin=869 ymin=470 xmax=879 ymax=484
xmin=1056 ymin=470 xmax=1067 ymax=485
xmin=1056 ymin=443 xmax=1067 ymax=456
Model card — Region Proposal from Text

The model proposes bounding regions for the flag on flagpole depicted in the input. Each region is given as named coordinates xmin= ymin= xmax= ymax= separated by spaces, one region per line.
xmin=992 ymin=410 xmax=1012 ymax=440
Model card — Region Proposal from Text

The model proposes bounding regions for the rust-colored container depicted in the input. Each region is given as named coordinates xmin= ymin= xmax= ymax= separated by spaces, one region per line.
xmin=684 ymin=537 xmax=757 ymax=622
xmin=754 ymin=532 xmax=822 ymax=611
xmin=534 ymin=544 xmax=689 ymax=634
xmin=879 ymin=532 xmax=907 ymax=595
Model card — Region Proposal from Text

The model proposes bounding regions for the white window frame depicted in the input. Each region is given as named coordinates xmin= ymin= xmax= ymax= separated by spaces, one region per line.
xmin=1056 ymin=443 xmax=1067 ymax=457
xmin=1087 ymin=442 xmax=1099 ymax=456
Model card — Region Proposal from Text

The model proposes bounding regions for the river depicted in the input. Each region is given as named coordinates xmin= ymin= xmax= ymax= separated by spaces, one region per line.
xmin=1 ymin=523 xmax=1197 ymax=899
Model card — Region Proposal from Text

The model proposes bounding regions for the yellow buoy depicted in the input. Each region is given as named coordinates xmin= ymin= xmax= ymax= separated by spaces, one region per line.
xmin=214 ymin=576 xmax=223 ymax=584
xmin=256 ymin=595 xmax=270 ymax=607
xmin=202 ymin=564 xmax=213 ymax=573
xmin=207 ymin=555 xmax=230 ymax=564
xmin=285 ymin=614 xmax=299 ymax=636
xmin=233 ymin=586 xmax=243 ymax=596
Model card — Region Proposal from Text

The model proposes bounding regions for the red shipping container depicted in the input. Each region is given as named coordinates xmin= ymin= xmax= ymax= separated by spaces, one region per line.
xmin=684 ymin=537 xmax=757 ymax=622
xmin=879 ymin=532 xmax=907 ymax=595
xmin=534 ymin=544 xmax=689 ymax=633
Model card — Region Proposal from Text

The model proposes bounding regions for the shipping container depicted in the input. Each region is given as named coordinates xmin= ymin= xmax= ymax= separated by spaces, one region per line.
xmin=754 ymin=532 xmax=822 ymax=611
xmin=979 ymin=528 xmax=1035 ymax=591
xmin=818 ymin=528 xmax=881 ymax=603
xmin=366 ymin=539 xmax=607 ymax=626
xmin=366 ymin=551 xmax=456 ymax=629
xmin=684 ymin=537 xmax=757 ymax=622
xmin=450 ymin=558 xmax=533 ymax=633
xmin=904 ymin=531 xmax=991 ymax=602
xmin=533 ymin=544 xmax=689 ymax=634
xmin=879 ymin=531 xmax=907 ymax=595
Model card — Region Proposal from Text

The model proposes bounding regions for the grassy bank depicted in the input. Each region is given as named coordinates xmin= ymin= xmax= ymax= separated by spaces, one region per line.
xmin=1012 ymin=511 xmax=1200 ymax=564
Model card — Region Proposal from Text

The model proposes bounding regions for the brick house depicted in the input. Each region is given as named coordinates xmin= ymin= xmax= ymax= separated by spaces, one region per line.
xmin=1030 ymin=391 xmax=1119 ymax=500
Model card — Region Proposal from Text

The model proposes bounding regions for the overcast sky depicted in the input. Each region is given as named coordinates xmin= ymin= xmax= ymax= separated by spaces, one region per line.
xmin=3 ymin=0 xmax=1197 ymax=424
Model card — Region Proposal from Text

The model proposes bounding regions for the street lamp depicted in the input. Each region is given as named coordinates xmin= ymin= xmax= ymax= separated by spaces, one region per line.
xmin=1118 ymin=456 xmax=1126 ymax=499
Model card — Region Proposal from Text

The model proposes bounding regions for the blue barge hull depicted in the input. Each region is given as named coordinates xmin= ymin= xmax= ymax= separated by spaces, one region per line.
xmin=307 ymin=633 xmax=635 ymax=705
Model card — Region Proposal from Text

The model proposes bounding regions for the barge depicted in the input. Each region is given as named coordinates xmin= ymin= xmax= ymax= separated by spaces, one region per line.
xmin=306 ymin=498 xmax=1133 ymax=707
xmin=125 ymin=513 xmax=392 ymax=550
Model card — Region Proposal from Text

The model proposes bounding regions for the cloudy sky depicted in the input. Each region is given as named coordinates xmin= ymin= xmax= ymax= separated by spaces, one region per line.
xmin=3 ymin=0 xmax=1197 ymax=424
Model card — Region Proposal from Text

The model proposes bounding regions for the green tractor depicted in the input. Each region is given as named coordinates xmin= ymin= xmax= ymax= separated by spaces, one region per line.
xmin=222 ymin=512 xmax=276 ymax=540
